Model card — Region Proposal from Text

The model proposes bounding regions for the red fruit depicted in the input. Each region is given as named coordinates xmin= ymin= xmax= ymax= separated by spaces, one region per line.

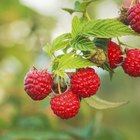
xmin=70 ymin=68 xmax=100 ymax=98
xmin=108 ymin=41 xmax=123 ymax=69
xmin=128 ymin=4 xmax=140 ymax=33
xmin=50 ymin=90 xmax=80 ymax=119
xmin=24 ymin=68 xmax=53 ymax=100
xmin=122 ymin=48 xmax=140 ymax=77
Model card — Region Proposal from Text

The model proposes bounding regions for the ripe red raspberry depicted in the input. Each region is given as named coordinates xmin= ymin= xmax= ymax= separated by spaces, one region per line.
xmin=50 ymin=90 xmax=80 ymax=119
xmin=122 ymin=48 xmax=140 ymax=77
xmin=128 ymin=4 xmax=140 ymax=33
xmin=108 ymin=41 xmax=123 ymax=69
xmin=24 ymin=68 xmax=53 ymax=100
xmin=70 ymin=68 xmax=100 ymax=98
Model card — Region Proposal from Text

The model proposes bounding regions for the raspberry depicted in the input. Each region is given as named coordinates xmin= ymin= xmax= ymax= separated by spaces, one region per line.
xmin=90 ymin=48 xmax=106 ymax=65
xmin=122 ymin=48 xmax=140 ymax=77
xmin=70 ymin=68 xmax=100 ymax=98
xmin=24 ymin=68 xmax=53 ymax=100
xmin=108 ymin=41 xmax=123 ymax=69
xmin=50 ymin=90 xmax=80 ymax=119
xmin=128 ymin=4 xmax=140 ymax=33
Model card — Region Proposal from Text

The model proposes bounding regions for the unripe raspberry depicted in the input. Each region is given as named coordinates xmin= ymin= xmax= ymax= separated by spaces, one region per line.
xmin=50 ymin=90 xmax=80 ymax=119
xmin=70 ymin=68 xmax=100 ymax=98
xmin=90 ymin=48 xmax=106 ymax=65
xmin=118 ymin=7 xmax=129 ymax=25
xmin=108 ymin=41 xmax=123 ymax=69
xmin=122 ymin=48 xmax=140 ymax=77
xmin=24 ymin=68 xmax=53 ymax=100
xmin=128 ymin=3 xmax=140 ymax=33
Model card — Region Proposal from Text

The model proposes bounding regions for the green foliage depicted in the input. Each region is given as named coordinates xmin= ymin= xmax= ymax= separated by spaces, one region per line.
xmin=72 ymin=16 xmax=83 ymax=38
xmin=0 ymin=130 xmax=73 ymax=140
xmin=102 ymin=62 xmax=114 ymax=80
xmin=45 ymin=16 xmax=134 ymax=62
xmin=53 ymin=52 xmax=96 ymax=77
xmin=81 ymin=19 xmax=135 ymax=38
xmin=84 ymin=96 xmax=129 ymax=110
xmin=93 ymin=38 xmax=109 ymax=51
xmin=63 ymin=0 xmax=96 ymax=14
xmin=0 ymin=0 xmax=140 ymax=140
xmin=43 ymin=43 xmax=52 ymax=58
xmin=66 ymin=115 xmax=125 ymax=140
xmin=72 ymin=16 xmax=134 ymax=40
xmin=51 ymin=33 xmax=72 ymax=53
xmin=71 ymin=36 xmax=96 ymax=51
xmin=58 ymin=56 xmax=95 ymax=70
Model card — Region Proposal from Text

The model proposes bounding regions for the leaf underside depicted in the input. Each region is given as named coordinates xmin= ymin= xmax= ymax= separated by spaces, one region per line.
xmin=84 ymin=96 xmax=129 ymax=110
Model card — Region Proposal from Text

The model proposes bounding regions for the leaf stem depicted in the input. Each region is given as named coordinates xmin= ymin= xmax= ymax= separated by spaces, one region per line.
xmin=85 ymin=10 xmax=91 ymax=21
xmin=57 ymin=76 xmax=62 ymax=94
xmin=117 ymin=38 xmax=139 ymax=49
xmin=117 ymin=37 xmax=121 ymax=46
xmin=120 ymin=42 xmax=135 ymax=48
xmin=46 ymin=61 xmax=53 ymax=69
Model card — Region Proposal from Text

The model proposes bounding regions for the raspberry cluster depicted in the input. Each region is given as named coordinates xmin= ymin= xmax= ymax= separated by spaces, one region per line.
xmin=23 ymin=2 xmax=140 ymax=120
xmin=24 ymin=67 xmax=101 ymax=119
xmin=93 ymin=39 xmax=140 ymax=76
xmin=106 ymin=40 xmax=140 ymax=77
xmin=24 ymin=41 xmax=140 ymax=119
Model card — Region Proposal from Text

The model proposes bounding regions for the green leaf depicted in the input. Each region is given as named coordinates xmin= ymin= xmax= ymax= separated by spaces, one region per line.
xmin=84 ymin=96 xmax=129 ymax=110
xmin=71 ymin=36 xmax=96 ymax=51
xmin=62 ymin=0 xmax=95 ymax=14
xmin=93 ymin=38 xmax=109 ymax=51
xmin=43 ymin=43 xmax=52 ymax=58
xmin=75 ymin=1 xmax=81 ymax=10
xmin=51 ymin=33 xmax=71 ymax=53
xmin=58 ymin=52 xmax=74 ymax=66
xmin=82 ymin=19 xmax=135 ymax=38
xmin=58 ymin=53 xmax=96 ymax=70
xmin=52 ymin=55 xmax=64 ymax=71
xmin=76 ymin=0 xmax=95 ymax=12
xmin=62 ymin=45 xmax=70 ymax=54
xmin=62 ymin=8 xmax=80 ymax=14
xmin=71 ymin=16 xmax=82 ymax=38
xmin=55 ymin=70 xmax=67 ymax=78
xmin=102 ymin=62 xmax=114 ymax=80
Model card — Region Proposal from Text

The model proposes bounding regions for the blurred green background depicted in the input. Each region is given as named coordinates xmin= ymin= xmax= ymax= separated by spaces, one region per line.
xmin=0 ymin=0 xmax=140 ymax=140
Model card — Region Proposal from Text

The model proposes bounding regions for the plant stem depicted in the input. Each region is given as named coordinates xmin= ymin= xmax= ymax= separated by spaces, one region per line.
xmin=46 ymin=61 xmax=53 ymax=69
xmin=117 ymin=37 xmax=121 ymax=46
xmin=117 ymin=37 xmax=140 ymax=49
xmin=120 ymin=42 xmax=134 ymax=48
xmin=85 ymin=10 xmax=91 ymax=21
xmin=58 ymin=76 xmax=62 ymax=94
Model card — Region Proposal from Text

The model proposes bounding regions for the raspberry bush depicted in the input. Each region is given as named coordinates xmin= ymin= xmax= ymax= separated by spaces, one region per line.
xmin=24 ymin=0 xmax=140 ymax=119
